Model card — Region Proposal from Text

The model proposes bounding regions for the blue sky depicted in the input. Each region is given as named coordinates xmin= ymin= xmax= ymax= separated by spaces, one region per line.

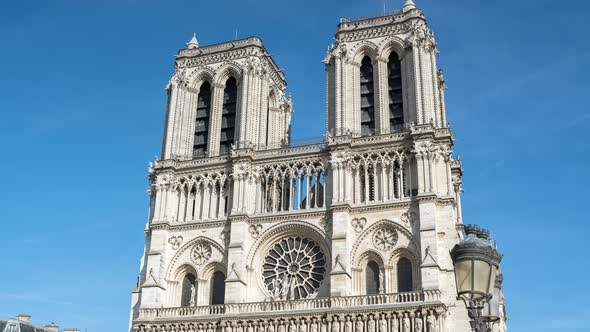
xmin=0 ymin=0 xmax=588 ymax=331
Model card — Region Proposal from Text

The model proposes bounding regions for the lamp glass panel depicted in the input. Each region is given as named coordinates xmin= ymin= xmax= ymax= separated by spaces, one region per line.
xmin=455 ymin=260 xmax=473 ymax=296
xmin=473 ymin=260 xmax=491 ymax=299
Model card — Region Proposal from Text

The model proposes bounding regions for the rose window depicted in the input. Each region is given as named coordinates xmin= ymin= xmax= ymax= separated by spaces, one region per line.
xmin=191 ymin=242 xmax=212 ymax=265
xmin=372 ymin=226 xmax=398 ymax=251
xmin=262 ymin=236 xmax=327 ymax=300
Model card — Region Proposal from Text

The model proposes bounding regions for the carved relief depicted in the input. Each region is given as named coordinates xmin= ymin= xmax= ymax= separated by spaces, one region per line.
xmin=351 ymin=217 xmax=367 ymax=233
xmin=249 ymin=224 xmax=263 ymax=239
xmin=168 ymin=236 xmax=183 ymax=250
xmin=190 ymin=242 xmax=212 ymax=265
xmin=400 ymin=212 xmax=418 ymax=226
xmin=372 ymin=226 xmax=398 ymax=251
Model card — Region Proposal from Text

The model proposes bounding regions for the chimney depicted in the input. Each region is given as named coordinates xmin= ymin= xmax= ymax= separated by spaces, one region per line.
xmin=16 ymin=314 xmax=32 ymax=323
xmin=44 ymin=323 xmax=59 ymax=332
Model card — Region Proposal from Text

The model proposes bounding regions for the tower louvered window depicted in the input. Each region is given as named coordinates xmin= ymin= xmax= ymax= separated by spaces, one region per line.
xmin=193 ymin=82 xmax=211 ymax=158
xmin=220 ymin=77 xmax=237 ymax=155
xmin=388 ymin=52 xmax=404 ymax=131
xmin=360 ymin=56 xmax=375 ymax=136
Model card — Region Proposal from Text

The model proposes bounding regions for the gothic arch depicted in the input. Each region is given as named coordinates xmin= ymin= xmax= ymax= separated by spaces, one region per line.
xmin=246 ymin=221 xmax=330 ymax=267
xmin=350 ymin=219 xmax=417 ymax=266
xmin=388 ymin=247 xmax=420 ymax=292
xmin=213 ymin=62 xmax=243 ymax=87
xmin=377 ymin=36 xmax=407 ymax=60
xmin=350 ymin=41 xmax=379 ymax=64
xmin=353 ymin=249 xmax=385 ymax=270
xmin=188 ymin=67 xmax=215 ymax=90
xmin=171 ymin=263 xmax=199 ymax=282
xmin=165 ymin=236 xmax=226 ymax=281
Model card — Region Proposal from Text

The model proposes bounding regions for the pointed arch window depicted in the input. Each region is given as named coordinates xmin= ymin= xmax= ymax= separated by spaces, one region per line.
xmin=180 ymin=273 xmax=197 ymax=307
xmin=397 ymin=257 xmax=413 ymax=292
xmin=220 ymin=77 xmax=237 ymax=155
xmin=210 ymin=271 xmax=226 ymax=305
xmin=388 ymin=52 xmax=404 ymax=131
xmin=365 ymin=261 xmax=381 ymax=295
xmin=360 ymin=56 xmax=376 ymax=136
xmin=194 ymin=82 xmax=212 ymax=158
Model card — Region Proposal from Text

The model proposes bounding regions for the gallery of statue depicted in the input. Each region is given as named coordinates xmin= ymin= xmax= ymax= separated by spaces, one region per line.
xmin=129 ymin=1 xmax=508 ymax=331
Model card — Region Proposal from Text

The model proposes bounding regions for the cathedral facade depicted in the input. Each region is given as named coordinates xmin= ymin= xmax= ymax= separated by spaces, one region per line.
xmin=129 ymin=1 xmax=507 ymax=331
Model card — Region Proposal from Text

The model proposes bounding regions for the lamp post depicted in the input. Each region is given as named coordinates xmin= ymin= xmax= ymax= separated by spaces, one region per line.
xmin=451 ymin=225 xmax=502 ymax=332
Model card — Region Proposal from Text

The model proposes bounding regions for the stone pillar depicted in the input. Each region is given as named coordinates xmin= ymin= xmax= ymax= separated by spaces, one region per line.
xmin=418 ymin=200 xmax=440 ymax=291
xmin=374 ymin=57 xmax=390 ymax=135
xmin=330 ymin=208 xmax=352 ymax=297
xmin=208 ymin=82 xmax=225 ymax=157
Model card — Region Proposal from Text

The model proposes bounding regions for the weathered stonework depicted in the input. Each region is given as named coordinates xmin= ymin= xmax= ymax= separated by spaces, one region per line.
xmin=129 ymin=2 xmax=507 ymax=332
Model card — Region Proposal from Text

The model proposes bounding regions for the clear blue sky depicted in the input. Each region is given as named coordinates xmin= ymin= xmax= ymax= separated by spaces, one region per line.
xmin=0 ymin=0 xmax=588 ymax=331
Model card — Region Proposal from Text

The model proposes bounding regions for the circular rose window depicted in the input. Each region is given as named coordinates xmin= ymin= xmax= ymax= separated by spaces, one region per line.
xmin=262 ymin=236 xmax=327 ymax=300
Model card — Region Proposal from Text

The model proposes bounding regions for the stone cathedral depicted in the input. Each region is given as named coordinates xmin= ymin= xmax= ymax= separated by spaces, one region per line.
xmin=129 ymin=1 xmax=507 ymax=332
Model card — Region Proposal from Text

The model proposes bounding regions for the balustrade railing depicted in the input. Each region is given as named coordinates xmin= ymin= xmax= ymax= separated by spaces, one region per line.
xmin=138 ymin=290 xmax=441 ymax=320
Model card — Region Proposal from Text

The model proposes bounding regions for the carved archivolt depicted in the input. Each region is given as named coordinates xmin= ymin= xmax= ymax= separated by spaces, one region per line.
xmin=351 ymin=219 xmax=418 ymax=270
xmin=166 ymin=236 xmax=226 ymax=281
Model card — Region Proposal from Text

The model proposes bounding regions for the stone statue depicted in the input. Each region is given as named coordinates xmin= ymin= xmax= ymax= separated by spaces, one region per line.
xmin=189 ymin=283 xmax=196 ymax=306
xmin=355 ymin=319 xmax=363 ymax=332
xmin=415 ymin=319 xmax=422 ymax=332
xmin=391 ymin=317 xmax=398 ymax=332
xmin=289 ymin=321 xmax=297 ymax=332
xmin=402 ymin=316 xmax=410 ymax=332
xmin=278 ymin=323 xmax=286 ymax=332
xmin=226 ymin=323 xmax=233 ymax=332
xmin=280 ymin=275 xmax=291 ymax=300
xmin=268 ymin=323 xmax=276 ymax=332
xmin=331 ymin=320 xmax=339 ymax=332
xmin=289 ymin=277 xmax=297 ymax=300
xmin=427 ymin=315 xmax=436 ymax=332
xmin=207 ymin=324 xmax=214 ymax=332
xmin=320 ymin=320 xmax=327 ymax=332
xmin=272 ymin=277 xmax=282 ymax=300
xmin=310 ymin=322 xmax=318 ymax=332
xmin=299 ymin=322 xmax=307 ymax=332
xmin=344 ymin=319 xmax=352 ymax=332
xmin=247 ymin=323 xmax=254 ymax=332
xmin=378 ymin=318 xmax=387 ymax=332
xmin=367 ymin=319 xmax=375 ymax=332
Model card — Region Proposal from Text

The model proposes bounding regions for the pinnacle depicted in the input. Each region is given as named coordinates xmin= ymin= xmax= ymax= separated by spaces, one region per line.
xmin=186 ymin=32 xmax=199 ymax=49
xmin=403 ymin=0 xmax=416 ymax=12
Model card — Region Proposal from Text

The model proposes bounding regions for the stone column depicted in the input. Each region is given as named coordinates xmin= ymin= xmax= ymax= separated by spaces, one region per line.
xmin=374 ymin=57 xmax=390 ymax=135
xmin=208 ymin=82 xmax=226 ymax=157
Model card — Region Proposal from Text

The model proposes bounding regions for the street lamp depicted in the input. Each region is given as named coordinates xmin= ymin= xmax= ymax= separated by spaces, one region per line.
xmin=451 ymin=225 xmax=502 ymax=332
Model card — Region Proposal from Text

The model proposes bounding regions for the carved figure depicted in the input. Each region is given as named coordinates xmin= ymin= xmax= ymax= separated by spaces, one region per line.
xmin=367 ymin=319 xmax=375 ymax=332
xmin=378 ymin=318 xmax=387 ymax=332
xmin=344 ymin=319 xmax=352 ymax=332
xmin=289 ymin=321 xmax=297 ymax=332
xmin=189 ymin=283 xmax=196 ymax=306
xmin=355 ymin=319 xmax=363 ymax=332
xmin=415 ymin=319 xmax=422 ymax=332
xmin=331 ymin=320 xmax=339 ymax=332
xmin=427 ymin=315 xmax=436 ymax=332
xmin=402 ymin=316 xmax=410 ymax=332
xmin=310 ymin=322 xmax=318 ymax=332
